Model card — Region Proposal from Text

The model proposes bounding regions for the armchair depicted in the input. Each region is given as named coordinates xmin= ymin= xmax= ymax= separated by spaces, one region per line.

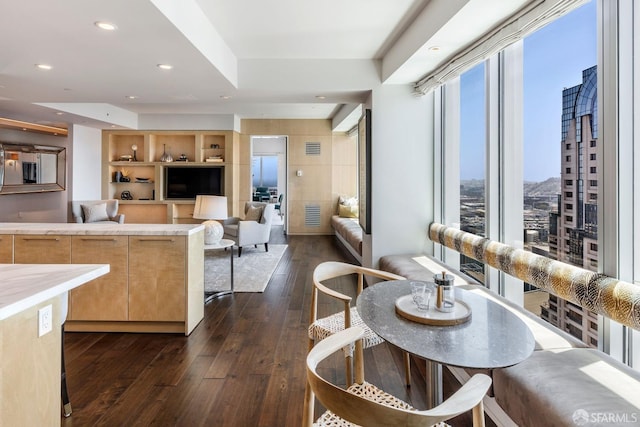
xmin=223 ymin=202 xmax=275 ymax=256
xmin=71 ymin=200 xmax=125 ymax=224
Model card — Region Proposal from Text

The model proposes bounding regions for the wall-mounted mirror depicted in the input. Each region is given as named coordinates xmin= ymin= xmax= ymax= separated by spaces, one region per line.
xmin=0 ymin=143 xmax=66 ymax=194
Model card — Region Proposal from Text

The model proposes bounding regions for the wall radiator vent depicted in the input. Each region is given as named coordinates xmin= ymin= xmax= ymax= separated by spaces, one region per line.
xmin=305 ymin=142 xmax=321 ymax=156
xmin=305 ymin=204 xmax=321 ymax=227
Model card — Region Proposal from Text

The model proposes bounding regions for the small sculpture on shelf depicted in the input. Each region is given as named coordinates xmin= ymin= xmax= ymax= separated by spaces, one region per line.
xmin=119 ymin=168 xmax=130 ymax=182
xmin=177 ymin=153 xmax=188 ymax=162
xmin=131 ymin=144 xmax=138 ymax=161
xmin=160 ymin=144 xmax=173 ymax=162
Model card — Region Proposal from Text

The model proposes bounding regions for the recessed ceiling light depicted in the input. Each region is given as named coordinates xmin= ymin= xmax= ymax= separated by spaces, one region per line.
xmin=126 ymin=95 xmax=138 ymax=100
xmin=220 ymin=95 xmax=231 ymax=100
xmin=55 ymin=112 xmax=64 ymax=116
xmin=157 ymin=64 xmax=173 ymax=70
xmin=95 ymin=21 xmax=117 ymax=31
xmin=428 ymin=46 xmax=441 ymax=52
xmin=315 ymin=95 xmax=326 ymax=100
xmin=36 ymin=64 xmax=52 ymax=70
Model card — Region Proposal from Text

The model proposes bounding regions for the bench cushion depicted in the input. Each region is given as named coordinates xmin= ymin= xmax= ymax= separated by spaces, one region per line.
xmin=460 ymin=285 xmax=586 ymax=351
xmin=331 ymin=215 xmax=362 ymax=256
xmin=493 ymin=348 xmax=640 ymax=427
xmin=379 ymin=254 xmax=476 ymax=286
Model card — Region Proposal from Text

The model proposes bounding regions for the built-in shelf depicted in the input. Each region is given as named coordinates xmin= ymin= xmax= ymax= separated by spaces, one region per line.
xmin=102 ymin=130 xmax=238 ymax=223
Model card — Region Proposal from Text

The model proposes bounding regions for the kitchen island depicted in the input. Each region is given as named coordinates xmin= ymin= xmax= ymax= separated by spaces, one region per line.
xmin=0 ymin=223 xmax=205 ymax=335
xmin=0 ymin=263 xmax=109 ymax=427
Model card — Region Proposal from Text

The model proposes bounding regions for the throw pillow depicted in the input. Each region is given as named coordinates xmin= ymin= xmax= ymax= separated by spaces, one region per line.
xmin=338 ymin=204 xmax=359 ymax=218
xmin=339 ymin=195 xmax=358 ymax=207
xmin=245 ymin=205 xmax=263 ymax=222
xmin=82 ymin=203 xmax=110 ymax=223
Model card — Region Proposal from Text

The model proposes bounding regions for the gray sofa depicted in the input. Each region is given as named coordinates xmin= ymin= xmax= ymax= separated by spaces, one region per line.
xmin=379 ymin=254 xmax=640 ymax=426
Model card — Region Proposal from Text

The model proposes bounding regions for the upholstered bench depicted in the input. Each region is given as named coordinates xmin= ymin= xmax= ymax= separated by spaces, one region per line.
xmin=494 ymin=347 xmax=640 ymax=426
xmin=331 ymin=215 xmax=362 ymax=263
xmin=378 ymin=252 xmax=640 ymax=426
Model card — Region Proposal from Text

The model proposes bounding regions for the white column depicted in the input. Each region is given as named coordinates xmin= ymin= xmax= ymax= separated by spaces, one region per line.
xmin=442 ymin=78 xmax=461 ymax=269
xmin=367 ymin=84 xmax=434 ymax=268
xmin=500 ymin=41 xmax=525 ymax=306
xmin=598 ymin=0 xmax=637 ymax=365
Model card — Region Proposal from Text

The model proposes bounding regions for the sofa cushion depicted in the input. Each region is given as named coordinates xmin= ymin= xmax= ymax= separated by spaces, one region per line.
xmin=493 ymin=348 xmax=640 ymax=427
xmin=81 ymin=203 xmax=110 ymax=223
xmin=223 ymin=224 xmax=238 ymax=238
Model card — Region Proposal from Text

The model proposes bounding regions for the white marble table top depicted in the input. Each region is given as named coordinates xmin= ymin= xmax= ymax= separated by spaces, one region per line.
xmin=0 ymin=264 xmax=109 ymax=320
xmin=0 ymin=222 xmax=204 ymax=236
xmin=204 ymin=239 xmax=235 ymax=250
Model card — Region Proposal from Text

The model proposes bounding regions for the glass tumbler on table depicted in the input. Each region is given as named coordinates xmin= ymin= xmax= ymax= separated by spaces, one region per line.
xmin=411 ymin=281 xmax=433 ymax=311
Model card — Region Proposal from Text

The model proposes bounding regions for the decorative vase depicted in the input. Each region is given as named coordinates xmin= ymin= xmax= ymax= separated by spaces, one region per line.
xmin=160 ymin=144 xmax=173 ymax=162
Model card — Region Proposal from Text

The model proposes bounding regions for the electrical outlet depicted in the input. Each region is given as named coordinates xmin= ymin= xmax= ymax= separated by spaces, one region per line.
xmin=38 ymin=304 xmax=53 ymax=337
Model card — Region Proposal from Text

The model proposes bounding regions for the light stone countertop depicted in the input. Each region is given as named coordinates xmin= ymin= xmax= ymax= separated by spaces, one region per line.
xmin=0 ymin=222 xmax=204 ymax=235
xmin=0 ymin=264 xmax=109 ymax=320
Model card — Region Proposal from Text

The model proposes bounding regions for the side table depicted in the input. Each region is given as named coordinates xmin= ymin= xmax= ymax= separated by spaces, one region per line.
xmin=204 ymin=238 xmax=235 ymax=303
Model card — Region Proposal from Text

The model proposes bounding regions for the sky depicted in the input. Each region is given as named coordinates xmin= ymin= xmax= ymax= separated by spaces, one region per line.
xmin=460 ymin=0 xmax=596 ymax=182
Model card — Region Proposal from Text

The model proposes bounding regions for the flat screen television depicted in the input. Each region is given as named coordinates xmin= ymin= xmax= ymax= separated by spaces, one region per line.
xmin=164 ymin=166 xmax=224 ymax=200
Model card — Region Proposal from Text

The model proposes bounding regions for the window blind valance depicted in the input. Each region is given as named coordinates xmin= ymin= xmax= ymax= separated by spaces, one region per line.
xmin=414 ymin=0 xmax=589 ymax=95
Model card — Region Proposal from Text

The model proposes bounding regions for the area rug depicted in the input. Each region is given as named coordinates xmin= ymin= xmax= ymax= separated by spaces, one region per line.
xmin=204 ymin=244 xmax=287 ymax=293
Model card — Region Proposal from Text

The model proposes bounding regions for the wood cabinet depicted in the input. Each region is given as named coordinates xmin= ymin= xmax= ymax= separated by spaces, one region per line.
xmin=0 ymin=235 xmax=12 ymax=263
xmin=14 ymin=235 xmax=71 ymax=264
xmin=128 ymin=236 xmax=185 ymax=322
xmin=102 ymin=130 xmax=238 ymax=223
xmin=0 ymin=224 xmax=204 ymax=335
xmin=69 ymin=236 xmax=129 ymax=321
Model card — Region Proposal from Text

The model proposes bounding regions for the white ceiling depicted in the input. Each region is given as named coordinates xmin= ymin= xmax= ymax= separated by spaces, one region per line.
xmin=0 ymin=0 xmax=530 ymax=131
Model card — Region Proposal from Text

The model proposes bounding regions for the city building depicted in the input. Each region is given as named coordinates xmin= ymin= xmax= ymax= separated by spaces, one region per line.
xmin=544 ymin=65 xmax=599 ymax=347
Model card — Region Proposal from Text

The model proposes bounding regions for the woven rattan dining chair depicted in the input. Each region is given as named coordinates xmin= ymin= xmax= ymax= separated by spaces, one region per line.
xmin=306 ymin=326 xmax=492 ymax=427
xmin=304 ymin=261 xmax=411 ymax=426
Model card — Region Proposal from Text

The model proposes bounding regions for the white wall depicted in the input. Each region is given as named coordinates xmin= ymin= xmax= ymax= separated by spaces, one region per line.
xmin=71 ymin=124 xmax=102 ymax=200
xmin=367 ymin=84 xmax=434 ymax=267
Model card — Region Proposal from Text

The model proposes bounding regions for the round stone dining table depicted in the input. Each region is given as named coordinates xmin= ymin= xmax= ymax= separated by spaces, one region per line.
xmin=356 ymin=280 xmax=535 ymax=407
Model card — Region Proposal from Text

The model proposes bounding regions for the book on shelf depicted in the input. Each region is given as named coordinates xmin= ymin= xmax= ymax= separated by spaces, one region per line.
xmin=206 ymin=157 xmax=224 ymax=163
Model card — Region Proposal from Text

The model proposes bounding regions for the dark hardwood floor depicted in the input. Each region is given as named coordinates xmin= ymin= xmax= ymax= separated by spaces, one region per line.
xmin=61 ymin=225 xmax=474 ymax=426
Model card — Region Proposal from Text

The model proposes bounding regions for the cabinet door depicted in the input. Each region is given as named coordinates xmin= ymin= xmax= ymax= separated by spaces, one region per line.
xmin=69 ymin=236 xmax=129 ymax=321
xmin=128 ymin=236 xmax=186 ymax=322
xmin=14 ymin=235 xmax=71 ymax=263
xmin=0 ymin=235 xmax=13 ymax=263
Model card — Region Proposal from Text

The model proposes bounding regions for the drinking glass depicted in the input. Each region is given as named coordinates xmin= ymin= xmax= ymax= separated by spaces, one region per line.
xmin=411 ymin=281 xmax=433 ymax=311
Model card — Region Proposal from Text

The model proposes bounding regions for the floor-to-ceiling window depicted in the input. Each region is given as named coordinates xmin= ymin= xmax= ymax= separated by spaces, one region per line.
xmin=432 ymin=0 xmax=640 ymax=365
xmin=459 ymin=62 xmax=486 ymax=285
xmin=522 ymin=0 xmax=597 ymax=346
